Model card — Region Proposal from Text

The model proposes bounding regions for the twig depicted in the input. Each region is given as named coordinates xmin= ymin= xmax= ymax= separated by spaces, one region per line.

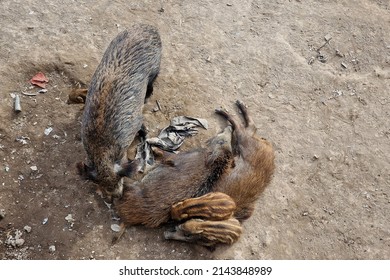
xmin=156 ymin=100 xmax=162 ymax=111
xmin=316 ymin=37 xmax=332 ymax=53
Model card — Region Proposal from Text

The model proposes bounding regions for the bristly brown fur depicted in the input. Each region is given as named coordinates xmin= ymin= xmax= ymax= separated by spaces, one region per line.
xmin=79 ymin=24 xmax=162 ymax=198
xmin=114 ymin=126 xmax=234 ymax=229
xmin=171 ymin=192 xmax=236 ymax=221
xmin=114 ymin=101 xmax=275 ymax=247
xmin=164 ymin=101 xmax=275 ymax=247
xmin=213 ymin=100 xmax=275 ymax=221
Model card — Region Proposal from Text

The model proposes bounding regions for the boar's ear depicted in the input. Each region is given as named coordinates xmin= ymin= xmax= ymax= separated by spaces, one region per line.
xmin=76 ymin=162 xmax=97 ymax=181
xmin=116 ymin=160 xmax=140 ymax=178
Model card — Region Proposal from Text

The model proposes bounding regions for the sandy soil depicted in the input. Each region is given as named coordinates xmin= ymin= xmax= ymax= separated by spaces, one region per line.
xmin=0 ymin=0 xmax=389 ymax=260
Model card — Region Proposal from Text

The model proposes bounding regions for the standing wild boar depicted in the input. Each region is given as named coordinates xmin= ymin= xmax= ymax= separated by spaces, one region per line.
xmin=78 ymin=24 xmax=162 ymax=199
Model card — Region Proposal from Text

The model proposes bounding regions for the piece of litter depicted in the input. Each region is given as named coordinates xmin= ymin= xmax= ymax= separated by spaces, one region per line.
xmin=14 ymin=94 xmax=22 ymax=113
xmin=44 ymin=127 xmax=53 ymax=135
xmin=331 ymin=90 xmax=343 ymax=99
xmin=136 ymin=116 xmax=208 ymax=173
xmin=30 ymin=72 xmax=49 ymax=88
xmin=111 ymin=224 xmax=121 ymax=232
xmin=16 ymin=136 xmax=30 ymax=145
xmin=146 ymin=116 xmax=208 ymax=152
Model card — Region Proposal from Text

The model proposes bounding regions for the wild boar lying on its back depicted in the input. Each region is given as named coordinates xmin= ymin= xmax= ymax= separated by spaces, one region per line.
xmin=165 ymin=101 xmax=275 ymax=247
xmin=78 ymin=24 xmax=162 ymax=199
xmin=114 ymin=125 xmax=235 ymax=229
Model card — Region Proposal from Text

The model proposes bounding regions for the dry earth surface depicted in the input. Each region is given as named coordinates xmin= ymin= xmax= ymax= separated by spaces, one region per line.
xmin=0 ymin=0 xmax=389 ymax=260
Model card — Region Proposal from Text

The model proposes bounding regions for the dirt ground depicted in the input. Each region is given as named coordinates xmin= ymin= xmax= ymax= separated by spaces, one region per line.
xmin=0 ymin=0 xmax=389 ymax=260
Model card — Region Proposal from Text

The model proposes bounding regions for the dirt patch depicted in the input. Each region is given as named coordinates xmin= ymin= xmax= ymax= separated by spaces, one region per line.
xmin=1 ymin=0 xmax=389 ymax=259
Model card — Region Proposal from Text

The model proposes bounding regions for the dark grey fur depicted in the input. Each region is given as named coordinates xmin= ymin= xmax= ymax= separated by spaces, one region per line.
xmin=79 ymin=24 xmax=162 ymax=198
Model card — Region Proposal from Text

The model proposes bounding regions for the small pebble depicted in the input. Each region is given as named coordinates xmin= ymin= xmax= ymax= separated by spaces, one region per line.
xmin=49 ymin=245 xmax=56 ymax=253
xmin=24 ymin=225 xmax=32 ymax=233
xmin=65 ymin=214 xmax=75 ymax=223
xmin=42 ymin=217 xmax=48 ymax=225
xmin=15 ymin=239 xmax=25 ymax=247
xmin=335 ymin=49 xmax=344 ymax=57
xmin=111 ymin=224 xmax=121 ymax=232
xmin=15 ymin=229 xmax=23 ymax=239
xmin=30 ymin=165 xmax=38 ymax=171
xmin=0 ymin=209 xmax=5 ymax=219
xmin=324 ymin=34 xmax=332 ymax=41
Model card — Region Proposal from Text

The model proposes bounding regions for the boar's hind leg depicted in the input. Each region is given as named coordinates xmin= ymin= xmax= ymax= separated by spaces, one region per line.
xmin=164 ymin=218 xmax=242 ymax=247
xmin=170 ymin=192 xmax=236 ymax=221
xmin=235 ymin=100 xmax=255 ymax=129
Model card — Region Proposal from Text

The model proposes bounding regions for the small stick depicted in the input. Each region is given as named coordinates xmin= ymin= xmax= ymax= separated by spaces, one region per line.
xmin=156 ymin=100 xmax=162 ymax=111
xmin=316 ymin=37 xmax=332 ymax=53
xmin=21 ymin=91 xmax=38 ymax=96
xmin=14 ymin=94 xmax=22 ymax=113
xmin=111 ymin=223 xmax=127 ymax=245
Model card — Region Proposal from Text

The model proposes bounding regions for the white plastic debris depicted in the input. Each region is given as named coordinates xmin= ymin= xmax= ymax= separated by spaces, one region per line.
xmin=16 ymin=136 xmax=30 ymax=145
xmin=14 ymin=94 xmax=22 ymax=113
xmin=44 ymin=127 xmax=53 ymax=135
